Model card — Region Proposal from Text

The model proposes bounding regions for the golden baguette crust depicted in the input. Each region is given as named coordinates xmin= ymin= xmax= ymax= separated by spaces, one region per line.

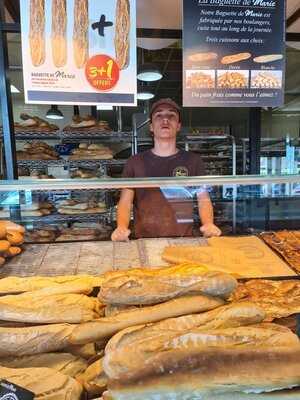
xmin=99 ymin=268 xmax=237 ymax=305
xmin=73 ymin=0 xmax=89 ymax=68
xmin=0 ymin=275 xmax=103 ymax=295
xmin=29 ymin=0 xmax=45 ymax=66
xmin=114 ymin=0 xmax=130 ymax=69
xmin=107 ymin=388 xmax=300 ymax=400
xmin=0 ymin=292 xmax=104 ymax=323
xmin=108 ymin=346 xmax=300 ymax=395
xmin=52 ymin=0 xmax=67 ymax=67
xmin=104 ymin=323 xmax=297 ymax=380
xmin=0 ymin=323 xmax=75 ymax=357
xmin=0 ymin=366 xmax=82 ymax=399
xmin=221 ymin=52 xmax=251 ymax=64
xmin=0 ymin=352 xmax=87 ymax=377
xmin=70 ymin=295 xmax=224 ymax=344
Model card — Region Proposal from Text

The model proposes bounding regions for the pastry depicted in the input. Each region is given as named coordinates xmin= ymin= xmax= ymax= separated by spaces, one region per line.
xmin=253 ymin=54 xmax=283 ymax=63
xmin=188 ymin=52 xmax=218 ymax=63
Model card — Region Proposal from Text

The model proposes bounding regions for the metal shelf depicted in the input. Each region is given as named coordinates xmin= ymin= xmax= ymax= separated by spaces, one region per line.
xmin=1 ymin=130 xmax=133 ymax=141
xmin=17 ymin=158 xmax=126 ymax=168
xmin=3 ymin=211 xmax=110 ymax=224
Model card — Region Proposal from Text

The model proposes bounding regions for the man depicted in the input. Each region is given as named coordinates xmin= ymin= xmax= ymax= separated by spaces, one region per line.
xmin=111 ymin=98 xmax=221 ymax=241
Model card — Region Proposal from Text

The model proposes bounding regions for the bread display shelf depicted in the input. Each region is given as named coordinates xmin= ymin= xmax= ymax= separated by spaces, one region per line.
xmin=1 ymin=211 xmax=111 ymax=225
xmin=17 ymin=158 xmax=126 ymax=168
xmin=0 ymin=130 xmax=132 ymax=141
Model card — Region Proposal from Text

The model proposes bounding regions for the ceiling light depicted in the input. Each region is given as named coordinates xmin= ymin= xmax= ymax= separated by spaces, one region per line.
xmin=10 ymin=84 xmax=20 ymax=93
xmin=137 ymin=63 xmax=162 ymax=82
xmin=137 ymin=92 xmax=155 ymax=101
xmin=46 ymin=105 xmax=64 ymax=120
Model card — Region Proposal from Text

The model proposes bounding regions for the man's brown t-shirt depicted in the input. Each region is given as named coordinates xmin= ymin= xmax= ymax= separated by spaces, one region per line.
xmin=122 ymin=149 xmax=205 ymax=238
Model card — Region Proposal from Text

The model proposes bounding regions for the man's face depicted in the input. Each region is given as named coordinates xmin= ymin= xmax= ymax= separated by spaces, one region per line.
xmin=150 ymin=105 xmax=181 ymax=140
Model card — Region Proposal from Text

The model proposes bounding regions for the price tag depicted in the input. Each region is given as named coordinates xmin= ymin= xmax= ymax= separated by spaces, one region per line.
xmin=0 ymin=380 xmax=34 ymax=400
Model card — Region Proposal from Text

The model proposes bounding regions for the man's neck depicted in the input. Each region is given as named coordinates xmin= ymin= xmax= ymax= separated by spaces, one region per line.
xmin=152 ymin=140 xmax=179 ymax=157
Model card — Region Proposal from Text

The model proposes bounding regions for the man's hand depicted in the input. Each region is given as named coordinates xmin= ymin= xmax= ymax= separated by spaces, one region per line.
xmin=200 ymin=223 xmax=221 ymax=238
xmin=111 ymin=227 xmax=131 ymax=242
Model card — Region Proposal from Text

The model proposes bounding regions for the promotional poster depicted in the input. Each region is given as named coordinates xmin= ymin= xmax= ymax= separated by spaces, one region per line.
xmin=183 ymin=0 xmax=286 ymax=107
xmin=20 ymin=0 xmax=137 ymax=106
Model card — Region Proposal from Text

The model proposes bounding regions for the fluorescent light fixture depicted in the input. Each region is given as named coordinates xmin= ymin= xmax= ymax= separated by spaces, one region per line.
xmin=137 ymin=63 xmax=162 ymax=82
xmin=46 ymin=105 xmax=64 ymax=120
xmin=10 ymin=84 xmax=20 ymax=93
xmin=137 ymin=92 xmax=155 ymax=101
xmin=96 ymin=105 xmax=114 ymax=111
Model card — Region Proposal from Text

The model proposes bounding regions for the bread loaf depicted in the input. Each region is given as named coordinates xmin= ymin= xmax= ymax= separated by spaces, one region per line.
xmin=73 ymin=0 xmax=89 ymax=68
xmin=0 ymin=352 xmax=87 ymax=377
xmin=6 ymin=230 xmax=24 ymax=245
xmin=52 ymin=0 xmax=67 ymax=67
xmin=70 ymin=295 xmax=224 ymax=344
xmin=65 ymin=343 xmax=97 ymax=360
xmin=0 ymin=323 xmax=75 ymax=356
xmin=0 ymin=275 xmax=103 ymax=295
xmin=104 ymin=323 xmax=299 ymax=381
xmin=108 ymin=346 xmax=300 ymax=399
xmin=221 ymin=52 xmax=251 ymax=64
xmin=29 ymin=0 xmax=45 ymax=66
xmin=76 ymin=357 xmax=107 ymax=396
xmin=0 ymin=220 xmax=25 ymax=234
xmin=114 ymin=0 xmax=130 ymax=69
xmin=0 ymin=292 xmax=104 ymax=323
xmin=0 ymin=366 xmax=82 ymax=399
xmin=106 ymin=302 xmax=266 ymax=354
xmin=99 ymin=267 xmax=237 ymax=305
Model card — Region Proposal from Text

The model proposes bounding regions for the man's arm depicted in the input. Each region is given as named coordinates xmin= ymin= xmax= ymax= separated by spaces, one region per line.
xmin=111 ymin=188 xmax=135 ymax=241
xmin=197 ymin=190 xmax=221 ymax=238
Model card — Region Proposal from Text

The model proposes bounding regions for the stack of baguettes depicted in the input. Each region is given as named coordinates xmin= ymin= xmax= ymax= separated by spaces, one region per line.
xmin=0 ymin=264 xmax=300 ymax=399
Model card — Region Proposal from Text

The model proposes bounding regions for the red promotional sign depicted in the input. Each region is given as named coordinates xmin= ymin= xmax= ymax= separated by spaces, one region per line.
xmin=85 ymin=54 xmax=120 ymax=91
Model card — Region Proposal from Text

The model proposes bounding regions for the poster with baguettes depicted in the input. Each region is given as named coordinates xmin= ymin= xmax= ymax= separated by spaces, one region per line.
xmin=183 ymin=0 xmax=286 ymax=107
xmin=20 ymin=0 xmax=137 ymax=106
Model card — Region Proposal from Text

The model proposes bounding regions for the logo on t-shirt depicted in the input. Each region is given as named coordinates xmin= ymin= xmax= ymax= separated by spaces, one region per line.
xmin=173 ymin=166 xmax=189 ymax=177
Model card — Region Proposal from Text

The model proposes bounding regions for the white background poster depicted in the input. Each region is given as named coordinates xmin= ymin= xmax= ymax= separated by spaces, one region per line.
xmin=20 ymin=0 xmax=137 ymax=106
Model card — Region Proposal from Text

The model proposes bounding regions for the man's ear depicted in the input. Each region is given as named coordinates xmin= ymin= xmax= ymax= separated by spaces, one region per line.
xmin=150 ymin=123 xmax=154 ymax=133
xmin=177 ymin=121 xmax=182 ymax=132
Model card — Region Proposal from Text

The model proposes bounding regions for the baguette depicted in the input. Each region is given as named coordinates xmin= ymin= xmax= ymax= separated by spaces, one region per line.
xmin=0 ymin=323 xmax=75 ymax=357
xmin=29 ymin=0 xmax=45 ymax=66
xmin=0 ymin=352 xmax=87 ymax=377
xmin=52 ymin=0 xmax=67 ymax=67
xmin=0 ymin=292 xmax=104 ymax=323
xmin=70 ymin=295 xmax=224 ymax=344
xmin=221 ymin=52 xmax=251 ymax=64
xmin=0 ymin=366 xmax=82 ymax=399
xmin=73 ymin=0 xmax=89 ymax=68
xmin=253 ymin=54 xmax=283 ymax=63
xmin=114 ymin=0 xmax=130 ymax=69
xmin=0 ymin=275 xmax=104 ymax=295
xmin=76 ymin=357 xmax=107 ymax=396
xmin=188 ymin=52 xmax=218 ymax=63
xmin=99 ymin=269 xmax=237 ymax=305
xmin=104 ymin=323 xmax=299 ymax=381
xmin=108 ymin=346 xmax=300 ymax=399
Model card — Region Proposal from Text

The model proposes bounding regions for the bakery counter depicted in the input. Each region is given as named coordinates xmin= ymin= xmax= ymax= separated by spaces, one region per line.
xmin=0 ymin=235 xmax=297 ymax=278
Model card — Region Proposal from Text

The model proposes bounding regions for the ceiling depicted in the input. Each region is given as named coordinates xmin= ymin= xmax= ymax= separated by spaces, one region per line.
xmin=3 ymin=0 xmax=300 ymax=112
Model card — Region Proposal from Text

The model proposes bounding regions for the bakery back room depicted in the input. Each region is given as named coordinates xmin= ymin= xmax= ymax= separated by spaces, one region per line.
xmin=0 ymin=0 xmax=300 ymax=399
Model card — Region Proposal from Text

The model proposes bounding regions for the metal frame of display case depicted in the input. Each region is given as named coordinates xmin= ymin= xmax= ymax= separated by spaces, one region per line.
xmin=0 ymin=174 xmax=299 ymax=235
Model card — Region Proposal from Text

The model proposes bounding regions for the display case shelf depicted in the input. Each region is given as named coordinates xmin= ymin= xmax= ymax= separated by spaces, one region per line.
xmin=17 ymin=158 xmax=126 ymax=169
xmin=1 ymin=130 xmax=132 ymax=141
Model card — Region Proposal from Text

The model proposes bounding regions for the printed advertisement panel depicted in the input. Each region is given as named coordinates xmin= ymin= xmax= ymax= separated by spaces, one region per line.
xmin=183 ymin=0 xmax=286 ymax=107
xmin=20 ymin=0 xmax=137 ymax=106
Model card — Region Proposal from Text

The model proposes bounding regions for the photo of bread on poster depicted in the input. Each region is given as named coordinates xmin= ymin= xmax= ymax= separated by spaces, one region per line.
xmin=52 ymin=0 xmax=67 ymax=68
xmin=114 ymin=0 xmax=130 ymax=70
xmin=73 ymin=0 xmax=89 ymax=69
xmin=20 ymin=0 xmax=137 ymax=106
xmin=29 ymin=0 xmax=46 ymax=67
